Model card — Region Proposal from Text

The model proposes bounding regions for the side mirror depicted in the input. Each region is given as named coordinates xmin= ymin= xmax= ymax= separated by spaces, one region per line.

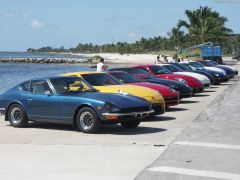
xmin=45 ymin=91 xmax=52 ymax=96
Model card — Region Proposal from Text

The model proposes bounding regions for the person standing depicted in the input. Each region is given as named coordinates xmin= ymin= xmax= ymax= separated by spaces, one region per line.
xmin=155 ymin=55 xmax=161 ymax=64
xmin=97 ymin=58 xmax=108 ymax=72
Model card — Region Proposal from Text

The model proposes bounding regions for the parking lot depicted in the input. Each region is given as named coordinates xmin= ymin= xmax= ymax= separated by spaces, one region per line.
xmin=0 ymin=65 xmax=239 ymax=180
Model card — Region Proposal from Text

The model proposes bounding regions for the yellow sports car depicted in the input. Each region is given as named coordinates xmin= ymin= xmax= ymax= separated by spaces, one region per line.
xmin=61 ymin=72 xmax=165 ymax=115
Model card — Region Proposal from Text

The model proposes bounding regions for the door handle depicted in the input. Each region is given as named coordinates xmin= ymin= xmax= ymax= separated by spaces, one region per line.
xmin=27 ymin=99 xmax=32 ymax=103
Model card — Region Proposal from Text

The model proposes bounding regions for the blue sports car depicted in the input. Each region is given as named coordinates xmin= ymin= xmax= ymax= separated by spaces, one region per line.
xmin=0 ymin=76 xmax=153 ymax=133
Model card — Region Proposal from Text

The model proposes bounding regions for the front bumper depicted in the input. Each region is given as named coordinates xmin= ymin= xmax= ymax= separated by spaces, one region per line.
xmin=180 ymin=91 xmax=193 ymax=98
xmin=164 ymin=96 xmax=179 ymax=107
xmin=152 ymin=103 xmax=165 ymax=115
xmin=192 ymin=87 xmax=204 ymax=93
xmin=204 ymin=83 xmax=210 ymax=88
xmin=102 ymin=109 xmax=154 ymax=121
xmin=0 ymin=108 xmax=5 ymax=115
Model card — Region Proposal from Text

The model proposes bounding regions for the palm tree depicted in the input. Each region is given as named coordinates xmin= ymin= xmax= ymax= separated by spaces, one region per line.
xmin=178 ymin=6 xmax=232 ymax=44
xmin=168 ymin=27 xmax=186 ymax=51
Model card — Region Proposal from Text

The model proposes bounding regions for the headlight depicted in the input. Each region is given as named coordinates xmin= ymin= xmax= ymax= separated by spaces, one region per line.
xmin=169 ymin=88 xmax=175 ymax=93
xmin=105 ymin=102 xmax=121 ymax=113
xmin=175 ymin=78 xmax=187 ymax=84
xmin=169 ymin=85 xmax=179 ymax=91
xmin=214 ymin=73 xmax=219 ymax=77
xmin=118 ymin=90 xmax=129 ymax=95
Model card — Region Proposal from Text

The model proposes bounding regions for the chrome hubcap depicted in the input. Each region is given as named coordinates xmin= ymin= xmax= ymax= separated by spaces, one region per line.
xmin=10 ymin=107 xmax=22 ymax=124
xmin=79 ymin=112 xmax=94 ymax=130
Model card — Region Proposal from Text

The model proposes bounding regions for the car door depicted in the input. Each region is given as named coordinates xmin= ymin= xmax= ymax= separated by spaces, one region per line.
xmin=27 ymin=80 xmax=60 ymax=122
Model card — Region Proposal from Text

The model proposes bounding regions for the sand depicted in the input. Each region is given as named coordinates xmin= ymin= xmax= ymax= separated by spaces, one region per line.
xmin=74 ymin=53 xmax=159 ymax=65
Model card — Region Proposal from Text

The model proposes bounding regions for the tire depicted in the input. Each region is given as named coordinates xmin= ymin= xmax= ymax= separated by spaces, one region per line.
xmin=76 ymin=107 xmax=101 ymax=133
xmin=121 ymin=120 xmax=140 ymax=129
xmin=8 ymin=104 xmax=28 ymax=127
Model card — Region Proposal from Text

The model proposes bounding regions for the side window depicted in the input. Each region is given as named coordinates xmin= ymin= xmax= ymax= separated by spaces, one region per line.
xmin=19 ymin=81 xmax=30 ymax=92
xmin=30 ymin=80 xmax=52 ymax=94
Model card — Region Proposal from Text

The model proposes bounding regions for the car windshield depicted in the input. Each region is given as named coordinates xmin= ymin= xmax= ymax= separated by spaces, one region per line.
xmin=164 ymin=65 xmax=183 ymax=72
xmin=130 ymin=68 xmax=155 ymax=79
xmin=200 ymin=61 xmax=214 ymax=66
xmin=81 ymin=73 xmax=122 ymax=86
xmin=208 ymin=60 xmax=218 ymax=65
xmin=50 ymin=77 xmax=97 ymax=93
xmin=172 ymin=63 xmax=191 ymax=70
xmin=189 ymin=62 xmax=205 ymax=69
xmin=110 ymin=72 xmax=141 ymax=83
xmin=183 ymin=63 xmax=198 ymax=70
xmin=149 ymin=66 xmax=172 ymax=74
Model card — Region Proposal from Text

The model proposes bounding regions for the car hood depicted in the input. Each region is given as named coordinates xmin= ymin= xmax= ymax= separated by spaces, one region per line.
xmin=62 ymin=92 xmax=150 ymax=108
xmin=204 ymin=67 xmax=226 ymax=75
xmin=129 ymin=82 xmax=179 ymax=97
xmin=218 ymin=65 xmax=238 ymax=72
xmin=216 ymin=65 xmax=235 ymax=74
xmin=174 ymin=72 xmax=210 ymax=84
xmin=145 ymin=78 xmax=192 ymax=92
xmin=92 ymin=84 xmax=164 ymax=104
xmin=157 ymin=74 xmax=202 ymax=86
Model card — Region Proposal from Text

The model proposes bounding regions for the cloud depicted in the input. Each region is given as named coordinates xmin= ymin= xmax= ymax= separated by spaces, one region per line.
xmin=30 ymin=20 xmax=44 ymax=28
xmin=4 ymin=12 xmax=16 ymax=17
xmin=22 ymin=12 xmax=31 ymax=18
xmin=129 ymin=32 xmax=137 ymax=37
xmin=108 ymin=12 xmax=133 ymax=22
xmin=1 ymin=11 xmax=31 ymax=18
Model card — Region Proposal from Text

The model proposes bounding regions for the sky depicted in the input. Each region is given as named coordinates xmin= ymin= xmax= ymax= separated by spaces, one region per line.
xmin=0 ymin=0 xmax=239 ymax=51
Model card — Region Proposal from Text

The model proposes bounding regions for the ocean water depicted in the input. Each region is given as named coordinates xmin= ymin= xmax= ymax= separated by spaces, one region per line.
xmin=0 ymin=63 xmax=95 ymax=93
xmin=0 ymin=52 xmax=86 ymax=59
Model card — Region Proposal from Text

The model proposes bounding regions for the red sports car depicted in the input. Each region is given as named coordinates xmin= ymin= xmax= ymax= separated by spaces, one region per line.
xmin=108 ymin=71 xmax=179 ymax=108
xmin=133 ymin=65 xmax=204 ymax=93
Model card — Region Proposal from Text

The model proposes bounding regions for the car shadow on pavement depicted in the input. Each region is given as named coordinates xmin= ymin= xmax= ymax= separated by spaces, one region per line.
xmin=210 ymin=86 xmax=219 ymax=89
xmin=217 ymin=83 xmax=232 ymax=86
xmin=203 ymin=90 xmax=216 ymax=92
xmin=167 ymin=107 xmax=188 ymax=112
xmin=14 ymin=122 xmax=167 ymax=135
xmin=23 ymin=122 xmax=77 ymax=132
xmin=180 ymin=100 xmax=199 ymax=104
xmin=143 ymin=115 xmax=176 ymax=122
xmin=99 ymin=125 xmax=167 ymax=135
xmin=193 ymin=94 xmax=210 ymax=97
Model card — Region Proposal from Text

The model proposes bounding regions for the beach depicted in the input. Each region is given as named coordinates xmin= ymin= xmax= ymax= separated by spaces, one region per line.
xmin=75 ymin=53 xmax=158 ymax=65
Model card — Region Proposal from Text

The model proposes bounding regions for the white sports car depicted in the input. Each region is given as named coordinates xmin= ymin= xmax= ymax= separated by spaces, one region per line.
xmin=187 ymin=61 xmax=227 ymax=75
xmin=158 ymin=64 xmax=211 ymax=87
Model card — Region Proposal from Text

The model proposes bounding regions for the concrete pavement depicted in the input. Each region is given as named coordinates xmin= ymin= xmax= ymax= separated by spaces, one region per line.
xmin=0 ymin=69 xmax=238 ymax=180
xmin=136 ymin=73 xmax=240 ymax=179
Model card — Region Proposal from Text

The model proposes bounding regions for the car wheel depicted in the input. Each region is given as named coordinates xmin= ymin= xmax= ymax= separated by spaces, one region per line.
xmin=76 ymin=107 xmax=101 ymax=133
xmin=121 ymin=120 xmax=140 ymax=128
xmin=8 ymin=104 xmax=28 ymax=127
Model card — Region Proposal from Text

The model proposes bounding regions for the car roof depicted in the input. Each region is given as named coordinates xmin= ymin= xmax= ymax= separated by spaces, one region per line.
xmin=29 ymin=76 xmax=82 ymax=81
xmin=108 ymin=71 xmax=128 ymax=74
xmin=61 ymin=71 xmax=106 ymax=76
xmin=109 ymin=68 xmax=132 ymax=71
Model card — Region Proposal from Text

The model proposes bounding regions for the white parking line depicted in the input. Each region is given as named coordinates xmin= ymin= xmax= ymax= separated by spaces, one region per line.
xmin=147 ymin=166 xmax=240 ymax=180
xmin=174 ymin=141 xmax=240 ymax=150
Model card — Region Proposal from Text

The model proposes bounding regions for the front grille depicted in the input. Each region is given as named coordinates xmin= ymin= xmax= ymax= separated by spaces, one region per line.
xmin=204 ymin=83 xmax=210 ymax=87
xmin=152 ymin=104 xmax=162 ymax=113
xmin=121 ymin=106 xmax=150 ymax=113
xmin=164 ymin=96 xmax=179 ymax=101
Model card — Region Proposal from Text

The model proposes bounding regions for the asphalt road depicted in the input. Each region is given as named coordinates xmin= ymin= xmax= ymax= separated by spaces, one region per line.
xmin=136 ymin=71 xmax=240 ymax=179
xmin=0 ymin=67 xmax=239 ymax=180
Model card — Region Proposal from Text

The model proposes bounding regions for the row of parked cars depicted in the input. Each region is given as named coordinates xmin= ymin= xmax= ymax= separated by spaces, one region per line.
xmin=0 ymin=60 xmax=238 ymax=133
